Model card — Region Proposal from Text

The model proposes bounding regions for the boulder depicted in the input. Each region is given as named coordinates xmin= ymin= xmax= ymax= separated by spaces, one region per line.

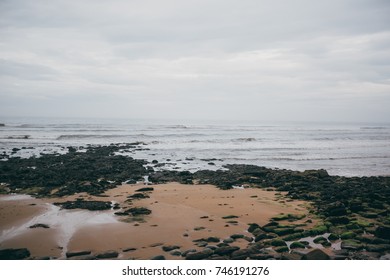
xmin=374 ymin=226 xmax=390 ymax=240
xmin=214 ymin=246 xmax=240 ymax=256
xmin=301 ymin=249 xmax=330 ymax=260
xmin=0 ymin=248 xmax=31 ymax=260
xmin=185 ymin=249 xmax=213 ymax=260
xmin=95 ymin=250 xmax=119 ymax=259
xmin=162 ymin=245 xmax=180 ymax=252
xmin=66 ymin=250 xmax=92 ymax=258
xmin=29 ymin=223 xmax=50 ymax=229
xmin=151 ymin=255 xmax=165 ymax=260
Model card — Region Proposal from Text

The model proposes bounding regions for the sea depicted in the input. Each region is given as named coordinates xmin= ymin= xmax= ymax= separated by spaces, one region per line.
xmin=1 ymin=117 xmax=389 ymax=177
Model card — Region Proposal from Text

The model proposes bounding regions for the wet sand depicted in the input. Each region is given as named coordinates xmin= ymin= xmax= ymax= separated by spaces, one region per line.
xmin=0 ymin=183 xmax=312 ymax=259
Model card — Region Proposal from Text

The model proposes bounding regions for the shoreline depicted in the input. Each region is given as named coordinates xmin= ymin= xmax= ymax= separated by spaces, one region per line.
xmin=0 ymin=144 xmax=389 ymax=260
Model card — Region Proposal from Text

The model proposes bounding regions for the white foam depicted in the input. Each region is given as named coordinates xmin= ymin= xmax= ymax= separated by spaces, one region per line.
xmin=0 ymin=202 xmax=119 ymax=258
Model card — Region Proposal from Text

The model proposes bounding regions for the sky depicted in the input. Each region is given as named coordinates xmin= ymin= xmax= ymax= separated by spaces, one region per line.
xmin=0 ymin=0 xmax=390 ymax=123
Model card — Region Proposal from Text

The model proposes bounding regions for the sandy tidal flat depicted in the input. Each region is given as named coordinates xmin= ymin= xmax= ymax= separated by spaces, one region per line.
xmin=0 ymin=183 xmax=310 ymax=259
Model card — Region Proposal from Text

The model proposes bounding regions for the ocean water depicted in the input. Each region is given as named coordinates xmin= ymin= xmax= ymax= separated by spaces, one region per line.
xmin=0 ymin=117 xmax=389 ymax=177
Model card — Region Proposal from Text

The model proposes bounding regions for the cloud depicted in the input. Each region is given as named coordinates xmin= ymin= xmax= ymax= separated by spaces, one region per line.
xmin=0 ymin=0 xmax=389 ymax=122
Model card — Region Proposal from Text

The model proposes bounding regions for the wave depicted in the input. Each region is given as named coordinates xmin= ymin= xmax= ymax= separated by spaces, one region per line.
xmin=360 ymin=126 xmax=389 ymax=130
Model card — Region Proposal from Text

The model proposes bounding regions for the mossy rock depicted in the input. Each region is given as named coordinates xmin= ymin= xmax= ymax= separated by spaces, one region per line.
xmin=328 ymin=233 xmax=339 ymax=241
xmin=361 ymin=212 xmax=378 ymax=219
xmin=341 ymin=239 xmax=364 ymax=250
xmin=313 ymin=236 xmax=327 ymax=244
xmin=273 ymin=227 xmax=295 ymax=236
xmin=308 ymin=225 xmax=328 ymax=235
xmin=271 ymin=239 xmax=287 ymax=247
xmin=247 ymin=223 xmax=260 ymax=233
xmin=340 ymin=232 xmax=357 ymax=240
xmin=290 ymin=241 xmax=306 ymax=249
xmin=322 ymin=241 xmax=332 ymax=247
xmin=354 ymin=219 xmax=373 ymax=228
xmin=272 ymin=213 xmax=306 ymax=221
xmin=274 ymin=246 xmax=289 ymax=253
xmin=283 ymin=233 xmax=304 ymax=241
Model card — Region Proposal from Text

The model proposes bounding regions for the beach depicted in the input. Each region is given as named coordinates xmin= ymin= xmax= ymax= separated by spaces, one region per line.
xmin=0 ymin=142 xmax=390 ymax=260
xmin=0 ymin=182 xmax=314 ymax=259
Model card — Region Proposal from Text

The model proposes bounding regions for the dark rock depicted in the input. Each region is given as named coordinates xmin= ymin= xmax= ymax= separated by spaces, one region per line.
xmin=274 ymin=246 xmax=289 ymax=253
xmin=271 ymin=239 xmax=287 ymax=247
xmin=135 ymin=187 xmax=154 ymax=192
xmin=231 ymin=249 xmax=250 ymax=260
xmin=122 ymin=248 xmax=137 ymax=252
xmin=281 ymin=253 xmax=302 ymax=260
xmin=289 ymin=241 xmax=306 ymax=249
xmin=95 ymin=250 xmax=119 ymax=259
xmin=206 ymin=237 xmax=220 ymax=243
xmin=324 ymin=202 xmax=347 ymax=217
xmin=170 ymin=250 xmax=182 ymax=256
xmin=151 ymin=255 xmax=166 ymax=260
xmin=128 ymin=193 xmax=150 ymax=199
xmin=374 ymin=226 xmax=390 ymax=240
xmin=29 ymin=223 xmax=50 ymax=229
xmin=66 ymin=251 xmax=91 ymax=258
xmin=185 ymin=249 xmax=214 ymax=260
xmin=126 ymin=207 xmax=152 ymax=216
xmin=0 ymin=248 xmax=31 ymax=260
xmin=54 ymin=201 xmax=112 ymax=211
xmin=162 ymin=245 xmax=180 ymax=252
xmin=181 ymin=249 xmax=196 ymax=257
xmin=301 ymin=249 xmax=330 ymax=260
xmin=341 ymin=240 xmax=364 ymax=250
xmin=248 ymin=223 xmax=260 ymax=233
xmin=214 ymin=246 xmax=240 ymax=256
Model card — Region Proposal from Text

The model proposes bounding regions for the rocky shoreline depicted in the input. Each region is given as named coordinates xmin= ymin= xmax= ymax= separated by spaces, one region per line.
xmin=0 ymin=144 xmax=389 ymax=260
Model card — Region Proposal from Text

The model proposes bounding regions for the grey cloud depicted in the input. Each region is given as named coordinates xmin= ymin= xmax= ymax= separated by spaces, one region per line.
xmin=0 ymin=0 xmax=389 ymax=122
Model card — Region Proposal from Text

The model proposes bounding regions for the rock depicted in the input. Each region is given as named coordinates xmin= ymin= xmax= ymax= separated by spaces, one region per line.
xmin=324 ymin=202 xmax=347 ymax=217
xmin=162 ymin=245 xmax=180 ymax=252
xmin=170 ymin=250 xmax=182 ymax=256
xmin=95 ymin=250 xmax=119 ymax=259
xmin=281 ymin=253 xmax=302 ymax=260
xmin=135 ymin=187 xmax=154 ymax=192
xmin=274 ymin=246 xmax=289 ymax=253
xmin=340 ymin=232 xmax=357 ymax=240
xmin=289 ymin=241 xmax=306 ymax=249
xmin=0 ymin=248 xmax=31 ymax=260
xmin=54 ymin=201 xmax=112 ymax=211
xmin=374 ymin=226 xmax=390 ymax=240
xmin=341 ymin=240 xmax=364 ymax=250
xmin=214 ymin=246 xmax=240 ymax=256
xmin=313 ymin=236 xmax=327 ymax=244
xmin=231 ymin=249 xmax=250 ymax=260
xmin=328 ymin=233 xmax=339 ymax=241
xmin=66 ymin=251 xmax=91 ymax=258
xmin=206 ymin=237 xmax=220 ymax=243
xmin=365 ymin=244 xmax=390 ymax=252
xmin=230 ymin=234 xmax=245 ymax=239
xmin=126 ymin=207 xmax=152 ymax=216
xmin=271 ymin=239 xmax=287 ymax=247
xmin=29 ymin=223 xmax=50 ymax=229
xmin=380 ymin=254 xmax=390 ymax=260
xmin=151 ymin=255 xmax=165 ymax=260
xmin=328 ymin=216 xmax=350 ymax=225
xmin=185 ymin=249 xmax=214 ymax=260
xmin=248 ymin=223 xmax=260 ymax=233
xmin=301 ymin=249 xmax=330 ymax=260
xmin=122 ymin=248 xmax=137 ymax=252
xmin=181 ymin=249 xmax=197 ymax=257
xmin=127 ymin=193 xmax=149 ymax=199
xmin=223 ymin=238 xmax=234 ymax=244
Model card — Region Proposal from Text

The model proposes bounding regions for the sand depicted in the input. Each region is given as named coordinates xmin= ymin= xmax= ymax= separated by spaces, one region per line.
xmin=0 ymin=183 xmax=312 ymax=259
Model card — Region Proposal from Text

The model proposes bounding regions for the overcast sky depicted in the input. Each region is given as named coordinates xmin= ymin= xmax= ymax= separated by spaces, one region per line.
xmin=0 ymin=0 xmax=389 ymax=123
